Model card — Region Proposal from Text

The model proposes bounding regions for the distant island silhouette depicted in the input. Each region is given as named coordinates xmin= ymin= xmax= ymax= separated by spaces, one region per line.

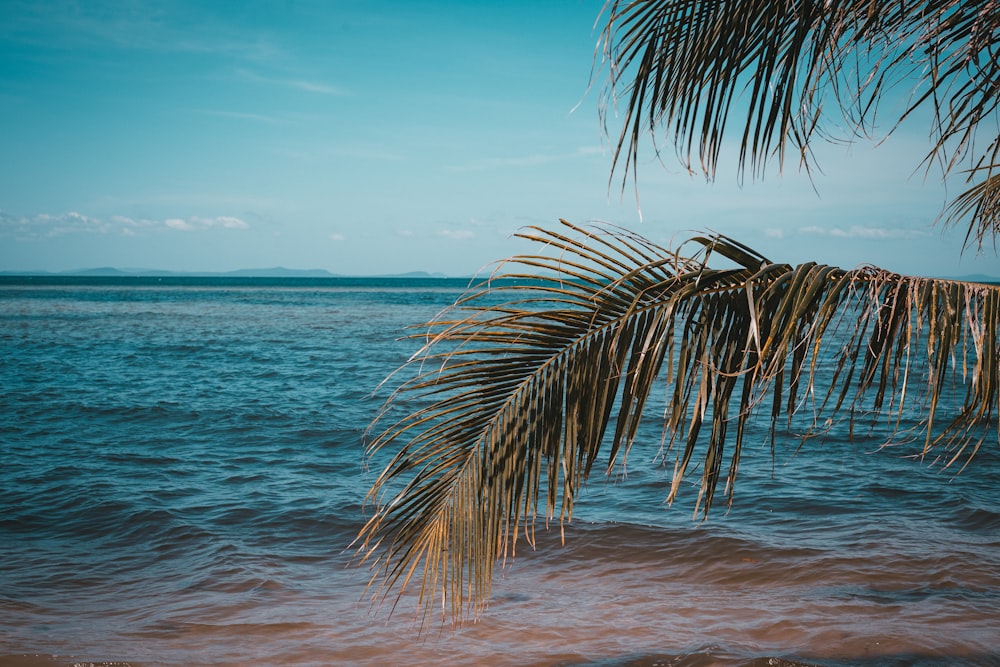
xmin=0 ymin=267 xmax=454 ymax=279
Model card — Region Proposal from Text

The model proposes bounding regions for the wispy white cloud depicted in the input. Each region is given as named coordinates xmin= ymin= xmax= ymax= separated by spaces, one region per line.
xmin=799 ymin=225 xmax=932 ymax=239
xmin=1 ymin=1 xmax=283 ymax=60
xmin=110 ymin=214 xmax=157 ymax=228
xmin=110 ymin=215 xmax=158 ymax=236
xmin=44 ymin=211 xmax=110 ymax=236
xmin=165 ymin=218 xmax=192 ymax=231
xmin=0 ymin=210 xmax=109 ymax=238
xmin=329 ymin=232 xmax=346 ymax=242
xmin=446 ymin=146 xmax=603 ymax=172
xmin=194 ymin=109 xmax=285 ymax=124
xmin=436 ymin=229 xmax=475 ymax=240
xmin=289 ymin=80 xmax=349 ymax=95
xmin=162 ymin=215 xmax=249 ymax=231
xmin=328 ymin=147 xmax=406 ymax=162
xmin=196 ymin=215 xmax=248 ymax=229
xmin=236 ymin=69 xmax=351 ymax=96
xmin=1 ymin=210 xmax=248 ymax=238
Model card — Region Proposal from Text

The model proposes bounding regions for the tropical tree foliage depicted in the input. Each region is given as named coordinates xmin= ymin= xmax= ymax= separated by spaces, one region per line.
xmin=600 ymin=0 xmax=1000 ymax=249
xmin=355 ymin=0 xmax=1000 ymax=624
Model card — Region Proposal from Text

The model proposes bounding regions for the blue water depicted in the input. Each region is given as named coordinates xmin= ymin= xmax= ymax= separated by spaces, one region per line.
xmin=1 ymin=277 xmax=998 ymax=667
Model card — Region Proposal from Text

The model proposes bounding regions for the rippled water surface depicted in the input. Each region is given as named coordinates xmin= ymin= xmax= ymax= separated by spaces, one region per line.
xmin=1 ymin=277 xmax=998 ymax=667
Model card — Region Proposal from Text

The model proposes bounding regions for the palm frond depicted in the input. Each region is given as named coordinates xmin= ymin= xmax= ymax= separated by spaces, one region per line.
xmin=597 ymin=0 xmax=1000 ymax=244
xmin=598 ymin=0 xmax=842 ymax=182
xmin=356 ymin=220 xmax=1000 ymax=625
xmin=943 ymin=167 xmax=1000 ymax=252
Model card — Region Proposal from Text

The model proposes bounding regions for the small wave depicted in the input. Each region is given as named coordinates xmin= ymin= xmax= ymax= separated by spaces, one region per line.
xmin=947 ymin=505 xmax=1000 ymax=533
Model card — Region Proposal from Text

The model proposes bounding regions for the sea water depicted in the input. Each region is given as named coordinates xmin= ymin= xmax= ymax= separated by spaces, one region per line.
xmin=1 ymin=277 xmax=997 ymax=667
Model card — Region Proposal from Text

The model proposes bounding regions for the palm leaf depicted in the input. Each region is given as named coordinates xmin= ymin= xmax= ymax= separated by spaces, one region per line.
xmin=944 ymin=168 xmax=1000 ymax=252
xmin=355 ymin=220 xmax=999 ymax=624
xmin=597 ymin=0 xmax=1000 ymax=245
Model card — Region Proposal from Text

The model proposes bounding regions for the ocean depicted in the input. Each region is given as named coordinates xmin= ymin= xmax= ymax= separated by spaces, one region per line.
xmin=1 ymin=276 xmax=997 ymax=667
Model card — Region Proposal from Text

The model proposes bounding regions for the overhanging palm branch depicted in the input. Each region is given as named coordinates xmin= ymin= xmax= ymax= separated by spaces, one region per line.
xmin=598 ymin=0 xmax=1000 ymax=248
xmin=356 ymin=220 xmax=999 ymax=624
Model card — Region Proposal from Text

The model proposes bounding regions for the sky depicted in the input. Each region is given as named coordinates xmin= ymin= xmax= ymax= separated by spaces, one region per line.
xmin=1 ymin=0 xmax=998 ymax=279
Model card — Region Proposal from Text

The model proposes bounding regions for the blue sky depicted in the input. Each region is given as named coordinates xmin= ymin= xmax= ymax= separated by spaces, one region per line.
xmin=1 ymin=0 xmax=997 ymax=278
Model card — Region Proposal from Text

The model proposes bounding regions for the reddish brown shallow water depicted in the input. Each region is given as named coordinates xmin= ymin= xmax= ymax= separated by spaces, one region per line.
xmin=3 ymin=516 xmax=998 ymax=667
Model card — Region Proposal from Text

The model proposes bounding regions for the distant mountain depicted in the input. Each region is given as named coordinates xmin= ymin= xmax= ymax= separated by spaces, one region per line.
xmin=0 ymin=267 xmax=458 ymax=278
xmin=67 ymin=267 xmax=176 ymax=277
xmin=221 ymin=267 xmax=340 ymax=278
xmin=378 ymin=270 xmax=450 ymax=278
xmin=52 ymin=267 xmax=342 ymax=278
